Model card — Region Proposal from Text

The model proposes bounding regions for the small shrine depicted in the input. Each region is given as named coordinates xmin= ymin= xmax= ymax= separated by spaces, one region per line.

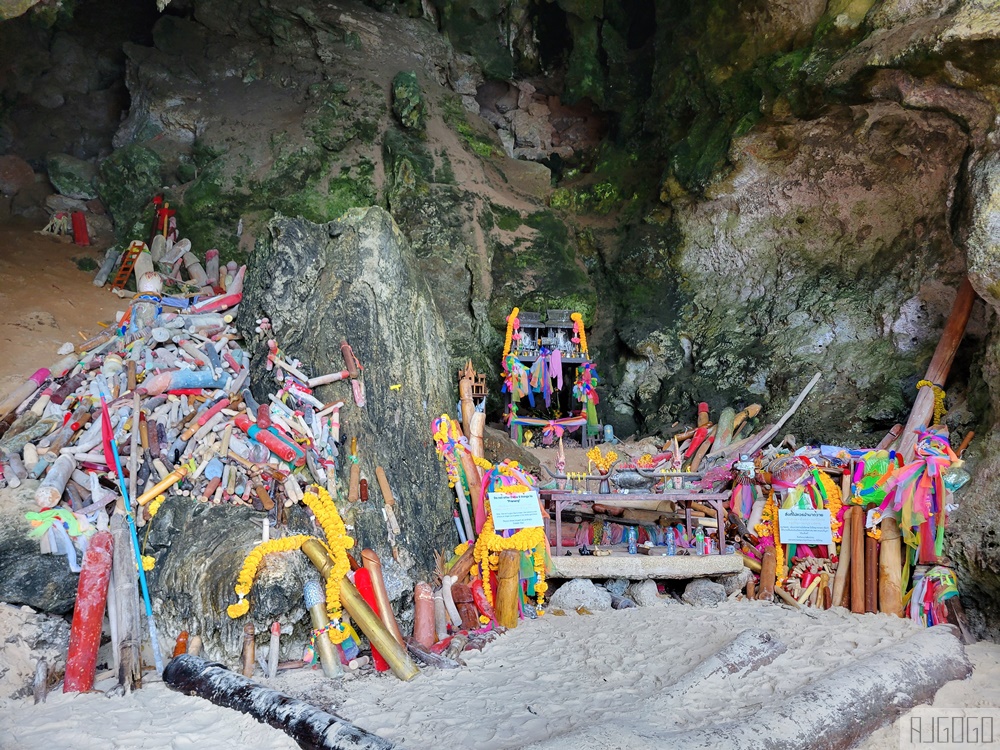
xmin=500 ymin=307 xmax=600 ymax=447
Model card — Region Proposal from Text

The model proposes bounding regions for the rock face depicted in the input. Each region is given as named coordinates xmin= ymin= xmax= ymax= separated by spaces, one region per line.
xmin=146 ymin=496 xmax=318 ymax=661
xmin=0 ymin=481 xmax=78 ymax=615
xmin=237 ymin=208 xmax=457 ymax=587
xmin=606 ymin=103 xmax=975 ymax=442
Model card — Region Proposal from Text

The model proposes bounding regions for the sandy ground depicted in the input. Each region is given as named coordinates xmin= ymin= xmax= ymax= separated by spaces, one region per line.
xmin=1 ymin=600 xmax=998 ymax=750
xmin=0 ymin=219 xmax=122 ymax=396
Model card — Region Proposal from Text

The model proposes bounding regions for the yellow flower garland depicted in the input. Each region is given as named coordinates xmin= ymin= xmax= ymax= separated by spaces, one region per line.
xmin=916 ymin=379 xmax=947 ymax=425
xmin=754 ymin=493 xmax=784 ymax=586
xmin=571 ymin=312 xmax=588 ymax=356
xmin=226 ymin=487 xmax=354 ymax=644
xmin=473 ymin=514 xmax=548 ymax=608
xmin=303 ymin=487 xmax=354 ymax=625
xmin=503 ymin=307 xmax=520 ymax=357
xmin=817 ymin=471 xmax=843 ymax=543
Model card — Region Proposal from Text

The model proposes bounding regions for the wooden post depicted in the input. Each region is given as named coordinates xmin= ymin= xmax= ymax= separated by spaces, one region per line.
xmin=878 ymin=517 xmax=904 ymax=617
xmin=898 ymin=278 xmax=976 ymax=460
xmin=832 ymin=506 xmax=853 ymax=608
xmin=494 ymin=550 xmax=521 ymax=629
xmin=111 ymin=511 xmax=142 ymax=691
xmin=865 ymin=534 xmax=879 ymax=614
xmin=851 ymin=505 xmax=866 ymax=614
xmin=757 ymin=547 xmax=776 ymax=601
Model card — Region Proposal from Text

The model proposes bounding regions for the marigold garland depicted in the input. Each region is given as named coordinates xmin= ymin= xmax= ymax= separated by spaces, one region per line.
xmin=503 ymin=307 xmax=520 ymax=357
xmin=570 ymin=312 xmax=588 ymax=356
xmin=473 ymin=515 xmax=548 ymax=608
xmin=226 ymin=487 xmax=353 ymax=644
xmin=754 ymin=493 xmax=785 ymax=586
xmin=817 ymin=471 xmax=843 ymax=543
xmin=916 ymin=379 xmax=947 ymax=425
xmin=432 ymin=414 xmax=493 ymax=489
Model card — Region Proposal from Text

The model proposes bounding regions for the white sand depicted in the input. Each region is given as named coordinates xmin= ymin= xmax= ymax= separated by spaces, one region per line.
xmin=2 ymin=599 xmax=997 ymax=750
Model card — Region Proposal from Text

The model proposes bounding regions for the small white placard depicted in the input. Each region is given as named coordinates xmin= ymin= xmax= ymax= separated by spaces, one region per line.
xmin=778 ymin=508 xmax=833 ymax=545
xmin=489 ymin=490 xmax=543 ymax=531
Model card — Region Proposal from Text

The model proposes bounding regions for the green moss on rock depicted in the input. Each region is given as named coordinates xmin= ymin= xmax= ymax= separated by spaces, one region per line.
xmin=96 ymin=145 xmax=164 ymax=240
xmin=391 ymin=71 xmax=428 ymax=132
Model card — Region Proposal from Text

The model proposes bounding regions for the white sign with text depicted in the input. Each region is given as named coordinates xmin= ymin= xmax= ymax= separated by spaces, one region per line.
xmin=778 ymin=508 xmax=834 ymax=545
xmin=489 ymin=490 xmax=544 ymax=531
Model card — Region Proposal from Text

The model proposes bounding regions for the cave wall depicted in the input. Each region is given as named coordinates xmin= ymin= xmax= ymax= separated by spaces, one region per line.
xmin=6 ymin=0 xmax=1000 ymax=635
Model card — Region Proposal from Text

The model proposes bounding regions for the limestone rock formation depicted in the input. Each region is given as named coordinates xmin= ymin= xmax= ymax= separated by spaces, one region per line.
xmin=237 ymin=208 xmax=456 ymax=585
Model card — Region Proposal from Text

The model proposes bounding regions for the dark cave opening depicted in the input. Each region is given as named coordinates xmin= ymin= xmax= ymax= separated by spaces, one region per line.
xmin=0 ymin=0 xmax=162 ymax=164
xmin=532 ymin=0 xmax=573 ymax=73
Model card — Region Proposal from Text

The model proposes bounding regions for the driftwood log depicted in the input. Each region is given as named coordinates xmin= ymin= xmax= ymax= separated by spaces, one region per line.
xmin=164 ymin=655 xmax=395 ymax=749
xmin=618 ymin=626 xmax=971 ymax=750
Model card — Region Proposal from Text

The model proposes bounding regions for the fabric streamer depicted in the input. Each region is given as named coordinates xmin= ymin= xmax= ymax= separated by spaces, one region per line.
xmin=874 ymin=429 xmax=956 ymax=563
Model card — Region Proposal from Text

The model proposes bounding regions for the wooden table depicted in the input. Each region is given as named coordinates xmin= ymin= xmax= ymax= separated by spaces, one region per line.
xmin=540 ymin=489 xmax=730 ymax=555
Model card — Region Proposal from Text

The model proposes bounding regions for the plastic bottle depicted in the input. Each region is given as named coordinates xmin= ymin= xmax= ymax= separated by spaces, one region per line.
xmin=627 ymin=526 xmax=638 ymax=554
xmin=666 ymin=529 xmax=676 ymax=556
xmin=695 ymin=527 xmax=705 ymax=556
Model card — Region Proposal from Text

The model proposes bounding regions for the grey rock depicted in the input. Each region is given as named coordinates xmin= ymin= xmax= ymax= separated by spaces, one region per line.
xmin=237 ymin=208 xmax=455 ymax=587
xmin=626 ymin=579 xmax=671 ymax=607
xmin=548 ymin=578 xmax=613 ymax=611
xmin=44 ymin=194 xmax=89 ymax=214
xmin=603 ymin=578 xmax=629 ymax=596
xmin=682 ymin=578 xmax=727 ymax=607
xmin=718 ymin=567 xmax=754 ymax=596
xmin=46 ymin=153 xmax=98 ymax=200
xmin=0 ymin=481 xmax=79 ymax=615
xmin=147 ymin=495 xmax=317 ymax=662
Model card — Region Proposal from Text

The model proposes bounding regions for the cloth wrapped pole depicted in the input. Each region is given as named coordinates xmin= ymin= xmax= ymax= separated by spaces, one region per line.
xmin=163 ymin=654 xmax=396 ymax=749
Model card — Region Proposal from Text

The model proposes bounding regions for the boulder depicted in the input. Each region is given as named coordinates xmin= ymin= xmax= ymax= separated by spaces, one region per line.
xmin=237 ymin=208 xmax=456 ymax=590
xmin=626 ymin=578 xmax=671 ymax=607
xmin=603 ymin=578 xmax=629 ymax=596
xmin=46 ymin=153 xmax=98 ymax=200
xmin=0 ymin=154 xmax=35 ymax=196
xmin=0 ymin=481 xmax=79 ymax=615
xmin=548 ymin=578 xmax=613 ymax=611
xmin=718 ymin=567 xmax=754 ymax=596
xmin=146 ymin=495 xmax=318 ymax=661
xmin=681 ymin=578 xmax=726 ymax=607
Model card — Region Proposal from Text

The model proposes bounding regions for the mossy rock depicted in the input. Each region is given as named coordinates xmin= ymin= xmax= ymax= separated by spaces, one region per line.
xmin=96 ymin=145 xmax=164 ymax=238
xmin=391 ymin=71 xmax=427 ymax=132
xmin=46 ymin=154 xmax=97 ymax=200
xmin=434 ymin=0 xmax=514 ymax=80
